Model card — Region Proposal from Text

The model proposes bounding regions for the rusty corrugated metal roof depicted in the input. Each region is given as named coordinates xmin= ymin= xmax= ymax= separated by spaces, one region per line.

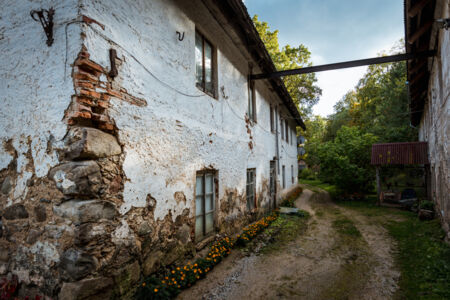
xmin=371 ymin=142 xmax=429 ymax=165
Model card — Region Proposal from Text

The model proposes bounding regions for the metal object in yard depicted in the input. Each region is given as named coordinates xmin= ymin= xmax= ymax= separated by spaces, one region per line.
xmin=298 ymin=147 xmax=306 ymax=156
xmin=280 ymin=207 xmax=299 ymax=214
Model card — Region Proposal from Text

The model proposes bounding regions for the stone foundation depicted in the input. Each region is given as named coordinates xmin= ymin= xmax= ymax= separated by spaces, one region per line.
xmin=0 ymin=49 xmax=273 ymax=299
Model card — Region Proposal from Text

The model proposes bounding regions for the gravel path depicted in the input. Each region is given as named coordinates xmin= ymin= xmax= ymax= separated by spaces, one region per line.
xmin=178 ymin=186 xmax=400 ymax=300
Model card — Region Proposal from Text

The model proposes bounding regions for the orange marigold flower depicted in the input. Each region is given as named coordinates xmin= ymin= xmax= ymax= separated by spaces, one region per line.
xmin=142 ymin=282 xmax=146 ymax=287
xmin=154 ymin=288 xmax=158 ymax=292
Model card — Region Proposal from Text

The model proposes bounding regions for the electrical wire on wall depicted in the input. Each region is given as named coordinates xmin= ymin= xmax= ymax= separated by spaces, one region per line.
xmin=66 ymin=21 xmax=206 ymax=97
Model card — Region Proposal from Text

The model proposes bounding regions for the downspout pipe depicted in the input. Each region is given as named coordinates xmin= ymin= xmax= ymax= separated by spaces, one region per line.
xmin=275 ymin=105 xmax=280 ymax=174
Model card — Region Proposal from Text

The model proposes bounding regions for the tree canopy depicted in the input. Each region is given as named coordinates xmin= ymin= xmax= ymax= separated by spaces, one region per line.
xmin=252 ymin=15 xmax=321 ymax=117
xmin=301 ymin=43 xmax=418 ymax=194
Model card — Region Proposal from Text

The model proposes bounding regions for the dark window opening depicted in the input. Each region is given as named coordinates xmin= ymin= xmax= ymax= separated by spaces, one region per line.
xmin=248 ymin=80 xmax=256 ymax=122
xmin=246 ymin=168 xmax=256 ymax=210
xmin=270 ymin=105 xmax=275 ymax=133
xmin=195 ymin=31 xmax=215 ymax=96
xmin=285 ymin=120 xmax=289 ymax=143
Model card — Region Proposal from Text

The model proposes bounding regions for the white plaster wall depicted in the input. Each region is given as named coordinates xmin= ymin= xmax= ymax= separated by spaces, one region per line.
xmin=0 ymin=0 xmax=82 ymax=203
xmin=79 ymin=0 xmax=299 ymax=221
xmin=419 ymin=0 xmax=450 ymax=233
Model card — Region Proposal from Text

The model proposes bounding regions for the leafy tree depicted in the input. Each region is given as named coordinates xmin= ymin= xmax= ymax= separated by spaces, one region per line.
xmin=303 ymin=115 xmax=327 ymax=167
xmin=316 ymin=126 xmax=378 ymax=193
xmin=325 ymin=43 xmax=417 ymax=143
xmin=253 ymin=15 xmax=322 ymax=116
xmin=302 ymin=41 xmax=417 ymax=194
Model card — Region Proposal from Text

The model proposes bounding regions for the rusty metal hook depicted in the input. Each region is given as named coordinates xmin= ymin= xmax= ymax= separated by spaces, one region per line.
xmin=176 ymin=31 xmax=185 ymax=41
xmin=30 ymin=8 xmax=55 ymax=46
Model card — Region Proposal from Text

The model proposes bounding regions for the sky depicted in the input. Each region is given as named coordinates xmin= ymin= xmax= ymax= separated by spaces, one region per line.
xmin=244 ymin=0 xmax=405 ymax=117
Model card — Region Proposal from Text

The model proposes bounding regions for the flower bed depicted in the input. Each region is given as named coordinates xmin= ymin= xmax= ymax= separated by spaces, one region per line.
xmin=235 ymin=211 xmax=279 ymax=246
xmin=280 ymin=187 xmax=303 ymax=207
xmin=136 ymin=212 xmax=279 ymax=299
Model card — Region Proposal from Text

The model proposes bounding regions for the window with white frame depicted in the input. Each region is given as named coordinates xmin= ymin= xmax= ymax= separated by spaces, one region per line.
xmin=195 ymin=31 xmax=215 ymax=96
xmin=246 ymin=169 xmax=256 ymax=210
xmin=195 ymin=172 xmax=215 ymax=239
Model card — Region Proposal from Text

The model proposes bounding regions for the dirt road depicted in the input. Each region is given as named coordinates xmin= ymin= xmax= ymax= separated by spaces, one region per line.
xmin=178 ymin=185 xmax=401 ymax=300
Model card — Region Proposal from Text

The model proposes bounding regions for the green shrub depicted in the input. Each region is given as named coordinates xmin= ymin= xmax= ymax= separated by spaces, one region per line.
xmin=316 ymin=126 xmax=378 ymax=193
xmin=419 ymin=200 xmax=434 ymax=211
xmin=299 ymin=168 xmax=316 ymax=180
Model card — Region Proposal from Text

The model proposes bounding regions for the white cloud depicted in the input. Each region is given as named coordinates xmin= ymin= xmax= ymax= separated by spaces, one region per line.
xmin=313 ymin=66 xmax=367 ymax=117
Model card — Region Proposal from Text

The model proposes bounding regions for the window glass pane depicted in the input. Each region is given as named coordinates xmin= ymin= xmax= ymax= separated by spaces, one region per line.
xmin=205 ymin=194 xmax=213 ymax=212
xmin=246 ymin=169 xmax=255 ymax=210
xmin=205 ymin=41 xmax=213 ymax=93
xmin=195 ymin=33 xmax=203 ymax=87
xmin=205 ymin=174 xmax=213 ymax=194
xmin=196 ymin=176 xmax=203 ymax=196
xmin=195 ymin=216 xmax=203 ymax=238
xmin=196 ymin=196 xmax=203 ymax=216
xmin=205 ymin=213 xmax=214 ymax=234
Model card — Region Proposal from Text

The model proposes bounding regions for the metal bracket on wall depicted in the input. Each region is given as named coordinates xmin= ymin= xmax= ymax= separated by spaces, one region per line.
xmin=176 ymin=31 xmax=185 ymax=41
xmin=30 ymin=8 xmax=55 ymax=46
xmin=109 ymin=49 xmax=119 ymax=79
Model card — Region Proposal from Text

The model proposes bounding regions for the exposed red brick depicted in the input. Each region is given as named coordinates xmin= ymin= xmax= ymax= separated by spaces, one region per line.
xmin=76 ymin=81 xmax=95 ymax=90
xmin=67 ymin=118 xmax=77 ymax=125
xmin=97 ymin=101 xmax=109 ymax=109
xmin=76 ymin=96 xmax=96 ymax=107
xmin=74 ymin=102 xmax=92 ymax=112
xmin=106 ymin=89 xmax=123 ymax=99
xmin=76 ymin=59 xmax=104 ymax=74
xmin=80 ymin=89 xmax=101 ymax=99
xmin=122 ymin=94 xmax=147 ymax=107
xmin=100 ymin=93 xmax=111 ymax=101
xmin=78 ymin=51 xmax=90 ymax=59
xmin=73 ymin=71 xmax=98 ymax=83
xmin=91 ymin=113 xmax=110 ymax=123
xmin=69 ymin=111 xmax=92 ymax=120
xmin=98 ymin=123 xmax=115 ymax=131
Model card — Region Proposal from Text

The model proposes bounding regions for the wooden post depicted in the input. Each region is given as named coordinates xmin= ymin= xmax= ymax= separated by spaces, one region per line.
xmin=376 ymin=166 xmax=381 ymax=206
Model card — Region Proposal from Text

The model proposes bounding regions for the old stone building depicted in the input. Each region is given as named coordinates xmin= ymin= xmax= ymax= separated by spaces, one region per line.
xmin=0 ymin=0 xmax=302 ymax=297
xmin=405 ymin=0 xmax=449 ymax=238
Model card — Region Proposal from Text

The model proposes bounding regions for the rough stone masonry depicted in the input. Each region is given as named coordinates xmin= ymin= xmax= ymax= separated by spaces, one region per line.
xmin=0 ymin=0 xmax=301 ymax=298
